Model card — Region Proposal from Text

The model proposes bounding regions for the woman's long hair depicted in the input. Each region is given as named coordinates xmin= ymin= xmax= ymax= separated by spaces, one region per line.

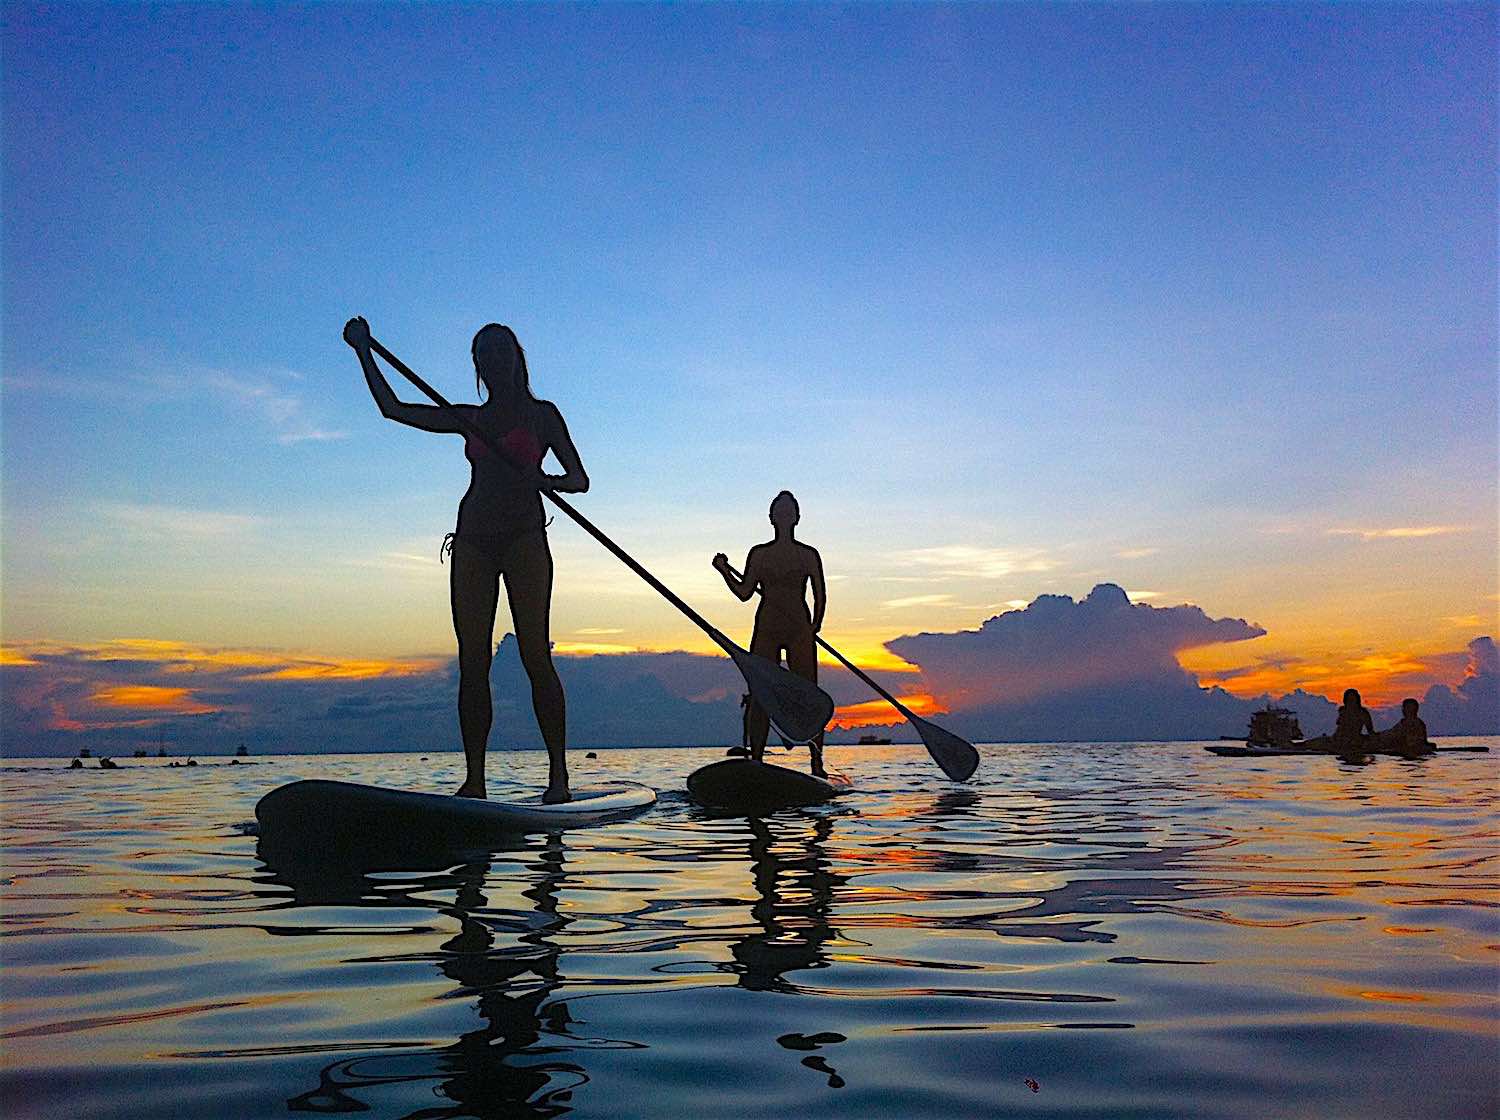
xmin=472 ymin=323 xmax=537 ymax=403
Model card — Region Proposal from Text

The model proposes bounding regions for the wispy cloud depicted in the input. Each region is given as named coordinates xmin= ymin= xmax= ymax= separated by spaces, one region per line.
xmin=197 ymin=368 xmax=348 ymax=445
xmin=882 ymin=593 xmax=957 ymax=610
xmin=37 ymin=354 xmax=351 ymax=444
xmin=1327 ymin=525 xmax=1468 ymax=541
xmin=892 ymin=545 xmax=1057 ymax=580
xmin=1116 ymin=547 xmax=1160 ymax=560
xmin=98 ymin=503 xmax=257 ymax=538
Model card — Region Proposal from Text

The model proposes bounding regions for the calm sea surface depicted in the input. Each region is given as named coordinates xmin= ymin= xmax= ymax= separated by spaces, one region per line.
xmin=2 ymin=742 xmax=1496 ymax=1119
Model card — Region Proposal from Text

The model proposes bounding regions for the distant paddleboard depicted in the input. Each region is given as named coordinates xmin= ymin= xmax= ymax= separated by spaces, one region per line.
xmin=255 ymin=779 xmax=656 ymax=845
xmin=687 ymin=759 xmax=850 ymax=812
xmin=1204 ymin=743 xmax=1443 ymax=758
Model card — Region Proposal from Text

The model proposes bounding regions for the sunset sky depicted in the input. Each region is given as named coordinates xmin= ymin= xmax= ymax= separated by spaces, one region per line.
xmin=3 ymin=4 xmax=1495 ymax=750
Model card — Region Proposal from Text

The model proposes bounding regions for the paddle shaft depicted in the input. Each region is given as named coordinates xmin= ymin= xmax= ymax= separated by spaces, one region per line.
xmin=724 ymin=563 xmax=915 ymax=721
xmin=367 ymin=336 xmax=735 ymax=655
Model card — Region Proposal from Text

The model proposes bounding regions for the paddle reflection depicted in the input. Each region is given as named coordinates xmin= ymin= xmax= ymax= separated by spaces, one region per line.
xmin=262 ymin=837 xmax=637 ymax=1118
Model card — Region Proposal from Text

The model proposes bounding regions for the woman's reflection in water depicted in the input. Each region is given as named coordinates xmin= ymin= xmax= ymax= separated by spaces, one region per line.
xmin=280 ymin=837 xmax=619 ymax=1118
xmin=731 ymin=815 xmax=850 ymax=1090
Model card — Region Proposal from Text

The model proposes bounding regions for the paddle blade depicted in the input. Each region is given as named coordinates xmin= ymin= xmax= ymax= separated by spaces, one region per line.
xmin=730 ymin=647 xmax=835 ymax=745
xmin=911 ymin=715 xmax=980 ymax=782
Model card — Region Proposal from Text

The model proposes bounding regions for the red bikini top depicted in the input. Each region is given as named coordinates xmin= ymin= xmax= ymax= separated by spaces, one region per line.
xmin=465 ymin=425 xmax=543 ymax=468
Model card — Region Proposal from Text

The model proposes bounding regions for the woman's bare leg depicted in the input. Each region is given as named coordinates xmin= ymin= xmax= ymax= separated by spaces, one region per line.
xmin=786 ymin=633 xmax=826 ymax=776
xmin=503 ymin=533 xmax=569 ymax=802
xmin=746 ymin=631 xmax=783 ymax=763
xmin=451 ymin=542 xmax=502 ymax=798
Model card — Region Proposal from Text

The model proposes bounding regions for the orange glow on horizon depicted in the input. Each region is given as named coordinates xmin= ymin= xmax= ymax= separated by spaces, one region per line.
xmin=1189 ymin=648 xmax=1457 ymax=709
xmin=552 ymin=641 xmax=643 ymax=656
xmin=831 ymin=693 xmax=945 ymax=729
xmin=248 ymin=657 xmax=444 ymax=681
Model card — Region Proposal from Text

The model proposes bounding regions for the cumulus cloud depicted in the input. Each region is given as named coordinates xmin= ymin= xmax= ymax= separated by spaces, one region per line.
xmin=889 ymin=584 xmax=1264 ymax=709
xmin=1416 ymin=637 xmax=1499 ymax=735
xmin=876 ymin=584 xmax=1271 ymax=742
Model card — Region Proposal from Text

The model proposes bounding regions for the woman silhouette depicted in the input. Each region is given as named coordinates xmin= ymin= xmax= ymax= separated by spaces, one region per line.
xmin=1330 ymin=687 xmax=1375 ymax=752
xmin=713 ymin=492 xmax=827 ymax=776
xmin=344 ymin=317 xmax=588 ymax=802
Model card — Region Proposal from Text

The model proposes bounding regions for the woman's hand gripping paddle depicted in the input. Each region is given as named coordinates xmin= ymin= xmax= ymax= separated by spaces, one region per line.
xmin=360 ymin=333 xmax=835 ymax=746
xmin=725 ymin=564 xmax=979 ymax=781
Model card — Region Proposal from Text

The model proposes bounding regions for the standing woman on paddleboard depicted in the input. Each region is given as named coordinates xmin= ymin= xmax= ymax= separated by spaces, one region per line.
xmin=343 ymin=317 xmax=588 ymax=802
xmin=713 ymin=492 xmax=828 ymax=777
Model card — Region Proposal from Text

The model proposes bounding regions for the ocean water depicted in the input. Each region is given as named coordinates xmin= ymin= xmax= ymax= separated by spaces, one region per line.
xmin=2 ymin=741 xmax=1496 ymax=1119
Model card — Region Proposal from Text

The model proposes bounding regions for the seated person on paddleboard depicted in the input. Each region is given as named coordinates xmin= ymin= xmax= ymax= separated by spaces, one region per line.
xmin=344 ymin=317 xmax=588 ymax=803
xmin=1380 ymin=698 xmax=1431 ymax=757
xmin=712 ymin=491 xmax=828 ymax=777
xmin=1325 ymin=687 xmax=1375 ymax=752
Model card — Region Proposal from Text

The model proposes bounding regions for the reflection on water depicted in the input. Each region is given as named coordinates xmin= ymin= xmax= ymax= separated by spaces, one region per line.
xmin=1 ymin=742 xmax=1496 ymax=1119
xmin=277 ymin=840 xmax=600 ymax=1118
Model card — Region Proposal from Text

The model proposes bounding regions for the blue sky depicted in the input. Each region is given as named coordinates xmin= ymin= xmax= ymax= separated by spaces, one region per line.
xmin=3 ymin=4 xmax=1495 ymax=736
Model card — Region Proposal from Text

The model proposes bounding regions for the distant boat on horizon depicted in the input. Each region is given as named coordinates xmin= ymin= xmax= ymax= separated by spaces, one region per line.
xmin=857 ymin=734 xmax=892 ymax=745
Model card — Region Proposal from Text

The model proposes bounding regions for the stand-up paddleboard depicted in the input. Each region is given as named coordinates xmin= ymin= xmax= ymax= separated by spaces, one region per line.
xmin=1204 ymin=743 xmax=1452 ymax=758
xmin=687 ymin=759 xmax=850 ymax=812
xmin=256 ymin=779 xmax=656 ymax=845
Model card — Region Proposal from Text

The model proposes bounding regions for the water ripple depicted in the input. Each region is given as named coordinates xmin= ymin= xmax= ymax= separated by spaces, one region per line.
xmin=2 ymin=742 xmax=1496 ymax=1119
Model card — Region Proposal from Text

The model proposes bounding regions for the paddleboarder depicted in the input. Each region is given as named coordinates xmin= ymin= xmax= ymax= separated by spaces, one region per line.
xmin=1380 ymin=698 xmax=1431 ymax=757
xmin=1327 ymin=687 xmax=1376 ymax=753
xmin=344 ymin=317 xmax=588 ymax=802
xmin=713 ymin=492 xmax=828 ymax=777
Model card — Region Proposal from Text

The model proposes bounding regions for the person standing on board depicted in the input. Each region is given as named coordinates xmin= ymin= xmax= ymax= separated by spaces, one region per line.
xmin=343 ymin=317 xmax=589 ymax=802
xmin=713 ymin=491 xmax=828 ymax=777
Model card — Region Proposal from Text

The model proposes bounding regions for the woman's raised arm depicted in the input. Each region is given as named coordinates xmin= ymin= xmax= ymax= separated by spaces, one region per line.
xmin=344 ymin=317 xmax=467 ymax=434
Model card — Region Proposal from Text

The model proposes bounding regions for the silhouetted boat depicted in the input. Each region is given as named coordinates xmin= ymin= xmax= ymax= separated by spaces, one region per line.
xmin=1246 ymin=706 xmax=1303 ymax=748
xmin=857 ymin=734 xmax=891 ymax=745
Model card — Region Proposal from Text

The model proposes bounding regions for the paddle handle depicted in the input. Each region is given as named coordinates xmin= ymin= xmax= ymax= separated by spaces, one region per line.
xmin=366 ymin=336 xmax=735 ymax=655
xmin=724 ymin=563 xmax=916 ymax=722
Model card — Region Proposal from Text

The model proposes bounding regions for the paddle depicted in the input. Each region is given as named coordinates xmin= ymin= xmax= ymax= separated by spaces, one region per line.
xmin=359 ymin=334 xmax=835 ymax=745
xmin=724 ymin=564 xmax=980 ymax=782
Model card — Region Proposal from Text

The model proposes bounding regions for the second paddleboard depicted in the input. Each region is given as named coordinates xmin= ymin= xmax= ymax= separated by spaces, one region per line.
xmin=687 ymin=759 xmax=850 ymax=812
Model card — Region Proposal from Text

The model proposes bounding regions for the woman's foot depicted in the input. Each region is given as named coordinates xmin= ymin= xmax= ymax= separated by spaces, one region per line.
xmin=455 ymin=780 xmax=486 ymax=799
xmin=542 ymin=784 xmax=571 ymax=804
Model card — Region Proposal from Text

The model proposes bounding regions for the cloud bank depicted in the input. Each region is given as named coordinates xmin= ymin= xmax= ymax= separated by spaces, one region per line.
xmin=2 ymin=589 xmax=1493 ymax=756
